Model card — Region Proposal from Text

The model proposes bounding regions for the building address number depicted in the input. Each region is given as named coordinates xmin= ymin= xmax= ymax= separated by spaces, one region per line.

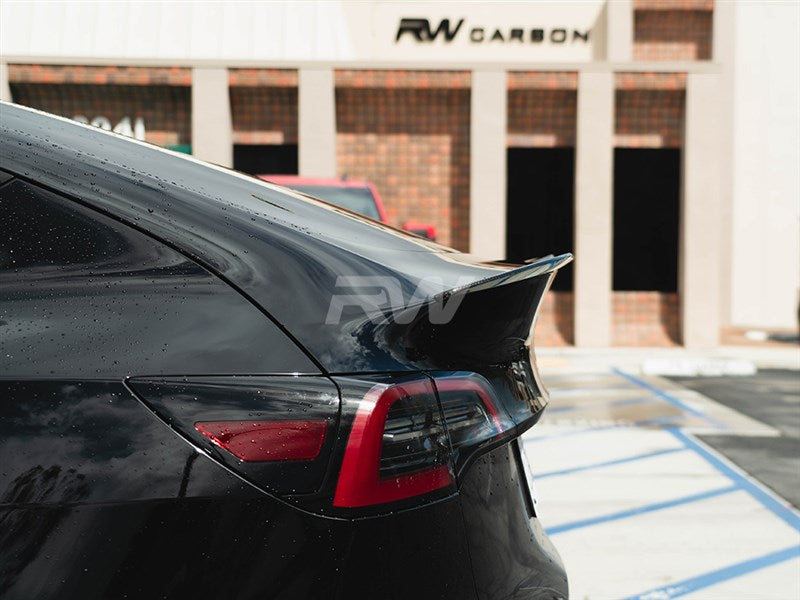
xmin=72 ymin=115 xmax=146 ymax=141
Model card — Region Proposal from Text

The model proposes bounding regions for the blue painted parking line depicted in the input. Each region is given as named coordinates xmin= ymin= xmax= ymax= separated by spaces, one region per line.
xmin=668 ymin=427 xmax=800 ymax=532
xmin=612 ymin=368 xmax=728 ymax=430
xmin=545 ymin=485 xmax=738 ymax=535
xmin=536 ymin=447 xmax=688 ymax=480
xmin=548 ymin=395 xmax=658 ymax=414
xmin=624 ymin=544 xmax=800 ymax=599
xmin=609 ymin=370 xmax=799 ymax=530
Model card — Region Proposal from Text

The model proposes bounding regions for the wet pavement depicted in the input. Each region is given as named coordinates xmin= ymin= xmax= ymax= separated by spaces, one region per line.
xmin=522 ymin=365 xmax=800 ymax=599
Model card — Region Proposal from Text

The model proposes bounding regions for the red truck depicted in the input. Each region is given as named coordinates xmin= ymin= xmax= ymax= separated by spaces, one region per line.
xmin=259 ymin=175 xmax=436 ymax=240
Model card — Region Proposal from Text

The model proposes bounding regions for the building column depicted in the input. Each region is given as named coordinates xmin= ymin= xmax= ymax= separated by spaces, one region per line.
xmin=574 ymin=71 xmax=614 ymax=347
xmin=469 ymin=70 xmax=507 ymax=259
xmin=191 ymin=67 xmax=233 ymax=168
xmin=606 ymin=0 xmax=633 ymax=62
xmin=681 ymin=73 xmax=722 ymax=347
xmin=713 ymin=0 xmax=736 ymax=330
xmin=0 ymin=62 xmax=11 ymax=102
xmin=298 ymin=68 xmax=336 ymax=177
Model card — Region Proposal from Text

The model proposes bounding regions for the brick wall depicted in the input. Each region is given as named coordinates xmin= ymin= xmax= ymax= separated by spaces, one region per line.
xmin=8 ymin=64 xmax=191 ymax=85
xmin=335 ymin=71 xmax=471 ymax=250
xmin=336 ymin=70 xmax=470 ymax=89
xmin=615 ymin=73 xmax=686 ymax=148
xmin=612 ymin=292 xmax=680 ymax=346
xmin=507 ymin=72 xmax=577 ymax=148
xmin=9 ymin=78 xmax=191 ymax=148
xmin=634 ymin=0 xmax=713 ymax=9
xmin=229 ymin=70 xmax=298 ymax=146
xmin=634 ymin=5 xmax=713 ymax=61
xmin=534 ymin=292 xmax=574 ymax=346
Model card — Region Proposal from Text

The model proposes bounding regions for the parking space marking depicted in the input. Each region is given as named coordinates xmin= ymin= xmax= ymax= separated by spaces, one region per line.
xmin=533 ymin=368 xmax=800 ymax=597
xmin=547 ymin=490 xmax=800 ymax=597
xmin=668 ymin=427 xmax=800 ymax=532
xmin=549 ymin=386 xmax=639 ymax=397
xmin=546 ymin=485 xmax=738 ymax=535
xmin=528 ymin=415 xmax=685 ymax=443
xmin=535 ymin=447 xmax=688 ymax=479
xmin=623 ymin=545 xmax=800 ymax=600
xmin=604 ymin=371 xmax=800 ymax=597
xmin=548 ymin=395 xmax=658 ymax=414
xmin=614 ymin=369 xmax=800 ymax=532
xmin=681 ymin=556 xmax=800 ymax=599
xmin=612 ymin=368 xmax=728 ymax=429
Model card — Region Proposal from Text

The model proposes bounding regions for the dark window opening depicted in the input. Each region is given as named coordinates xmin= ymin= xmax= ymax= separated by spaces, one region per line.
xmin=233 ymin=144 xmax=298 ymax=176
xmin=0 ymin=179 xmax=130 ymax=269
xmin=506 ymin=148 xmax=574 ymax=291
xmin=613 ymin=148 xmax=680 ymax=292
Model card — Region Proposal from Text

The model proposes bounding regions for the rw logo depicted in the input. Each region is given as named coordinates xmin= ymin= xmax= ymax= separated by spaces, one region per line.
xmin=395 ymin=18 xmax=464 ymax=42
xmin=325 ymin=276 xmax=473 ymax=325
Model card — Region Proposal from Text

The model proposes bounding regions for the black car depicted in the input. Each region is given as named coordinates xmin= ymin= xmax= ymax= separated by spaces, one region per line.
xmin=0 ymin=102 xmax=571 ymax=600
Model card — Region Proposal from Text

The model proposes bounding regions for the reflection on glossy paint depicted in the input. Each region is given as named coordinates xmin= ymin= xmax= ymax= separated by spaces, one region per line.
xmin=0 ymin=381 xmax=251 ymax=504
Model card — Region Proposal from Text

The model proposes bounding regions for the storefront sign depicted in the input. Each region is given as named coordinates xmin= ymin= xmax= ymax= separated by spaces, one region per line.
xmin=395 ymin=18 xmax=590 ymax=46
xmin=369 ymin=2 xmax=603 ymax=62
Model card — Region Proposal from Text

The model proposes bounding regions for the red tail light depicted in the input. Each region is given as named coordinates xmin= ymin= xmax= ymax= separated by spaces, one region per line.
xmin=334 ymin=379 xmax=455 ymax=508
xmin=195 ymin=420 xmax=327 ymax=462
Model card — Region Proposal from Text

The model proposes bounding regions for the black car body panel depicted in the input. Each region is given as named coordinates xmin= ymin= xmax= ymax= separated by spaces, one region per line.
xmin=0 ymin=103 xmax=569 ymax=599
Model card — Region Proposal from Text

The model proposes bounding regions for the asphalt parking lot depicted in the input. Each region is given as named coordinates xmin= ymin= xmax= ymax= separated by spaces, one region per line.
xmin=523 ymin=354 xmax=800 ymax=599
xmin=671 ymin=370 xmax=800 ymax=510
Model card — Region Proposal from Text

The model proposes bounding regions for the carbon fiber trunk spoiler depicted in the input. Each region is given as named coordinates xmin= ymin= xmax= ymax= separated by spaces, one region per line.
xmin=376 ymin=253 xmax=573 ymax=370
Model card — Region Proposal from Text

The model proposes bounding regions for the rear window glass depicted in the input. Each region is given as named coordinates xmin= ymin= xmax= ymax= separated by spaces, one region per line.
xmin=288 ymin=185 xmax=381 ymax=221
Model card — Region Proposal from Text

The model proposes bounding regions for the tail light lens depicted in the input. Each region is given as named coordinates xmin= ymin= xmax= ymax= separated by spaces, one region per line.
xmin=128 ymin=376 xmax=339 ymax=496
xmin=433 ymin=365 xmax=549 ymax=475
xmin=129 ymin=366 xmax=547 ymax=516
xmin=333 ymin=379 xmax=454 ymax=508
xmin=195 ymin=420 xmax=327 ymax=462
xmin=436 ymin=376 xmax=504 ymax=443
xmin=434 ymin=374 xmax=510 ymax=471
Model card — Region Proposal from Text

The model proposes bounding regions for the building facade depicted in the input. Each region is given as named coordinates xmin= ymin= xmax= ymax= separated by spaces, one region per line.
xmin=2 ymin=0 xmax=798 ymax=347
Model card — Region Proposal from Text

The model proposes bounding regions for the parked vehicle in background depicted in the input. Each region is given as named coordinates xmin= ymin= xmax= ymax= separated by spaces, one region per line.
xmin=261 ymin=175 xmax=437 ymax=240
xmin=0 ymin=102 xmax=570 ymax=599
